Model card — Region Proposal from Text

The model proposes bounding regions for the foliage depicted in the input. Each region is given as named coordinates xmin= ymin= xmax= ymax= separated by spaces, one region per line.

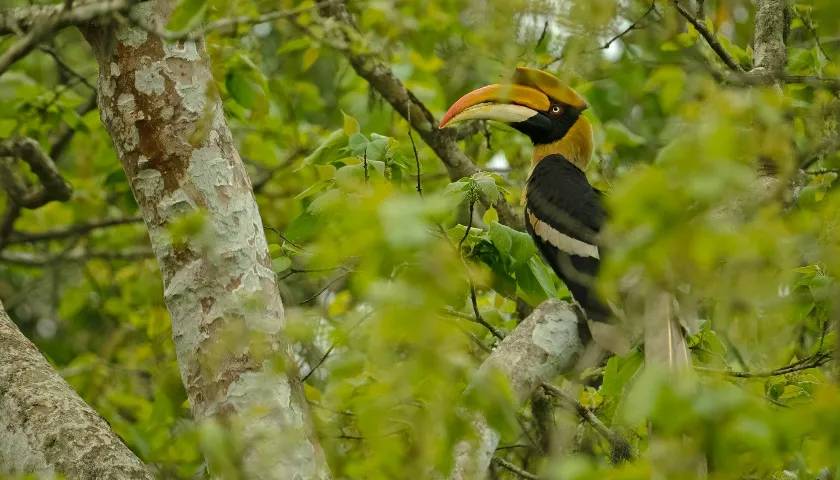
xmin=2 ymin=0 xmax=840 ymax=478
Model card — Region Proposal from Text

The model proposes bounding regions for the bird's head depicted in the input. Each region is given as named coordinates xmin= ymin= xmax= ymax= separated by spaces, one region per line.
xmin=439 ymin=67 xmax=593 ymax=170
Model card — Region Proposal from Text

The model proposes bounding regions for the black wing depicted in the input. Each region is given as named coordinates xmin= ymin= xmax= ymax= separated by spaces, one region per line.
xmin=525 ymin=155 xmax=609 ymax=321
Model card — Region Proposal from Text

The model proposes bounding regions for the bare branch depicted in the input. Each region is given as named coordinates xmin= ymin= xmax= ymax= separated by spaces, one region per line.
xmin=492 ymin=457 xmax=540 ymax=480
xmin=0 ymin=17 xmax=58 ymax=76
xmin=450 ymin=300 xmax=584 ymax=478
xmin=541 ymin=382 xmax=634 ymax=463
xmin=672 ymin=0 xmax=744 ymax=72
xmin=4 ymin=216 xmax=143 ymax=245
xmin=0 ymin=0 xmax=134 ymax=36
xmin=0 ymin=300 xmax=153 ymax=478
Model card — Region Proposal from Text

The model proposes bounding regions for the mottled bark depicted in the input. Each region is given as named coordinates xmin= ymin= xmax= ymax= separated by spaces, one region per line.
xmin=0 ymin=300 xmax=153 ymax=479
xmin=751 ymin=0 xmax=788 ymax=75
xmin=450 ymin=300 xmax=584 ymax=479
xmin=79 ymin=2 xmax=330 ymax=478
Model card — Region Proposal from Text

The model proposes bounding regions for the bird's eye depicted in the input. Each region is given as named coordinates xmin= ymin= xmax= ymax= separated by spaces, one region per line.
xmin=550 ymin=105 xmax=562 ymax=114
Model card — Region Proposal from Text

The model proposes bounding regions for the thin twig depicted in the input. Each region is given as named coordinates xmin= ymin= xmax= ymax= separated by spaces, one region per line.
xmin=458 ymin=200 xmax=475 ymax=251
xmin=441 ymin=307 xmax=505 ymax=341
xmin=795 ymin=8 xmax=831 ymax=61
xmin=599 ymin=2 xmax=658 ymax=51
xmin=299 ymin=273 xmax=348 ymax=305
xmin=462 ymin=200 xmax=505 ymax=341
xmin=264 ymin=226 xmax=302 ymax=250
xmin=301 ymin=345 xmax=335 ymax=382
xmin=38 ymin=45 xmax=96 ymax=90
xmin=50 ymin=93 xmax=98 ymax=161
xmin=407 ymin=101 xmax=422 ymax=197
xmin=492 ymin=457 xmax=540 ymax=480
xmin=695 ymin=351 xmax=832 ymax=378
xmin=363 ymin=147 xmax=369 ymax=184
xmin=535 ymin=20 xmax=549 ymax=50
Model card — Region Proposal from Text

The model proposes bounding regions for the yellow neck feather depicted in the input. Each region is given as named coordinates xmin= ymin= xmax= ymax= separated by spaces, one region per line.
xmin=531 ymin=116 xmax=593 ymax=172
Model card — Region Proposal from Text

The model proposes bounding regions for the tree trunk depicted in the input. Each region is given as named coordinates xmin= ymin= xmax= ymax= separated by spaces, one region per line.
xmin=0 ymin=300 xmax=153 ymax=479
xmin=79 ymin=2 xmax=330 ymax=478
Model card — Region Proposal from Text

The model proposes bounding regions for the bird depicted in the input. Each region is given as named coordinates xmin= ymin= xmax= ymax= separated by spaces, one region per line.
xmin=438 ymin=67 xmax=674 ymax=358
xmin=439 ymin=67 xmax=607 ymax=324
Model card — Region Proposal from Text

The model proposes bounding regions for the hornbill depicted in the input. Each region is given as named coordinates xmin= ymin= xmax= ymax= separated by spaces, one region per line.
xmin=440 ymin=67 xmax=691 ymax=363
xmin=440 ymin=67 xmax=608 ymax=328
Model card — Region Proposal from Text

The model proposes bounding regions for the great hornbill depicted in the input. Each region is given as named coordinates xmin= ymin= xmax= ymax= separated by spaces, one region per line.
xmin=439 ymin=67 xmax=610 ymax=331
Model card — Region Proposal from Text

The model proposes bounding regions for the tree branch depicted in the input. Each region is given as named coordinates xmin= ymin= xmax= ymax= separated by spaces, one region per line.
xmin=0 ymin=137 xmax=72 ymax=209
xmin=540 ymin=382 xmax=634 ymax=464
xmin=0 ymin=300 xmax=153 ymax=478
xmin=449 ymin=299 xmax=584 ymax=479
xmin=0 ymin=0 xmax=134 ymax=36
xmin=308 ymin=3 xmax=524 ymax=230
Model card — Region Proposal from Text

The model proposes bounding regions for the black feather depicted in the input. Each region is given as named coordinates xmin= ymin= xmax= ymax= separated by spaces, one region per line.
xmin=525 ymin=154 xmax=609 ymax=321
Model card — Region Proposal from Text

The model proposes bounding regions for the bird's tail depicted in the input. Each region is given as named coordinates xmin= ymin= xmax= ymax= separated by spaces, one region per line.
xmin=644 ymin=292 xmax=691 ymax=369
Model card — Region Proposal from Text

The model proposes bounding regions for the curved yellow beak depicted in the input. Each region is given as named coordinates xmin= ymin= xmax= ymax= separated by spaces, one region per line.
xmin=438 ymin=83 xmax=551 ymax=129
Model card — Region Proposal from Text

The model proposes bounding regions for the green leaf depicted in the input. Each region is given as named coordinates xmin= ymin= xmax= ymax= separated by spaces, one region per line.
xmin=272 ymin=256 xmax=292 ymax=273
xmin=527 ymin=257 xmax=556 ymax=298
xmin=472 ymin=172 xmax=500 ymax=204
xmin=268 ymin=243 xmax=284 ymax=258
xmin=487 ymin=222 xmax=512 ymax=256
xmin=301 ymin=46 xmax=320 ymax=71
xmin=346 ymin=132 xmax=369 ymax=157
xmin=366 ymin=134 xmax=392 ymax=162
xmin=483 ymin=207 xmax=499 ymax=224
xmin=514 ymin=260 xmax=548 ymax=306
xmin=604 ymin=121 xmax=646 ymax=148
xmin=302 ymin=129 xmax=347 ymax=166
xmin=276 ymin=37 xmax=311 ymax=55
xmin=342 ymin=110 xmax=360 ymax=135
xmin=225 ymin=68 xmax=265 ymax=109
